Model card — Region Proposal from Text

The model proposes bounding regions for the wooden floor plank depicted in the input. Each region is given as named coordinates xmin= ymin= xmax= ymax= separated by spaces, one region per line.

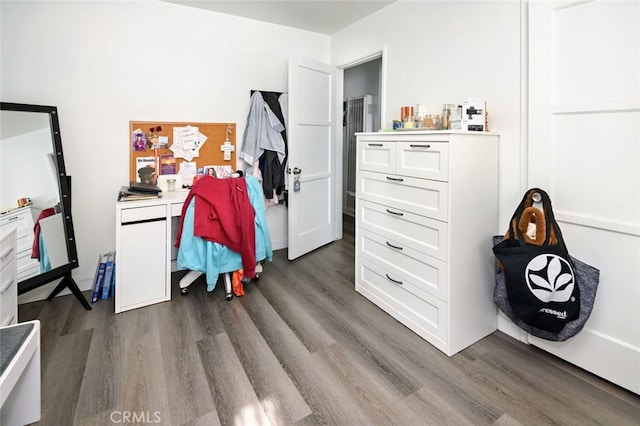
xmin=197 ymin=334 xmax=270 ymax=426
xmin=39 ymin=328 xmax=93 ymax=425
xmin=212 ymin=292 xmax=312 ymax=425
xmin=72 ymin=302 xmax=122 ymax=422
xmin=116 ymin=305 xmax=171 ymax=419
xmin=154 ymin=295 xmax=217 ymax=425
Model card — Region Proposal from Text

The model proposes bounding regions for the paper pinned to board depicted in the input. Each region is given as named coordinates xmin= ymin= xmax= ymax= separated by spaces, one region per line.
xmin=170 ymin=126 xmax=209 ymax=161
xmin=178 ymin=161 xmax=197 ymax=185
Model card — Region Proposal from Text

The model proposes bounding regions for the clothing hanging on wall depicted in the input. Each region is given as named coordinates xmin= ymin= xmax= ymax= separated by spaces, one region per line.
xmin=241 ymin=90 xmax=288 ymax=201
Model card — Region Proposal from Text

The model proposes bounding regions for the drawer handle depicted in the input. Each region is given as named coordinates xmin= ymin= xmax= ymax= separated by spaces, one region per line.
xmin=3 ymin=316 xmax=15 ymax=326
xmin=386 ymin=176 xmax=404 ymax=182
xmin=386 ymin=209 xmax=403 ymax=216
xmin=0 ymin=247 xmax=14 ymax=260
xmin=386 ymin=242 xmax=403 ymax=251
xmin=410 ymin=144 xmax=431 ymax=148
xmin=1 ymin=279 xmax=15 ymax=294
xmin=8 ymin=216 xmax=20 ymax=222
xmin=368 ymin=143 xmax=383 ymax=147
xmin=385 ymin=274 xmax=403 ymax=285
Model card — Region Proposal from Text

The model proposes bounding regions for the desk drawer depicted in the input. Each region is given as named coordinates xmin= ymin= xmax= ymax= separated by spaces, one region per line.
xmin=357 ymin=170 xmax=448 ymax=221
xmin=121 ymin=205 xmax=167 ymax=224
xmin=171 ymin=202 xmax=184 ymax=217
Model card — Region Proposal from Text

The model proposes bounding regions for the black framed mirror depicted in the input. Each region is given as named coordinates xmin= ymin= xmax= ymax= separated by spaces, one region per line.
xmin=1 ymin=102 xmax=90 ymax=310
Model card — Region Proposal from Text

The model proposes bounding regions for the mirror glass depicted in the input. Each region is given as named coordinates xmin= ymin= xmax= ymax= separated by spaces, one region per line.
xmin=0 ymin=103 xmax=79 ymax=295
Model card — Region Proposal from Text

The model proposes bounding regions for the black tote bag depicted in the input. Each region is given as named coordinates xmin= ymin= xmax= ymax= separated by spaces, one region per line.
xmin=493 ymin=188 xmax=581 ymax=334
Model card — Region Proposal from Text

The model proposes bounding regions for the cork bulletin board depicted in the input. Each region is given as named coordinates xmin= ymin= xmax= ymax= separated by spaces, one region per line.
xmin=129 ymin=121 xmax=236 ymax=184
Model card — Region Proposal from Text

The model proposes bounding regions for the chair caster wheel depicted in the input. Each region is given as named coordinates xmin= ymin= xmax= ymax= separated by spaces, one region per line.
xmin=181 ymin=288 xmax=189 ymax=296
xmin=225 ymin=293 xmax=233 ymax=301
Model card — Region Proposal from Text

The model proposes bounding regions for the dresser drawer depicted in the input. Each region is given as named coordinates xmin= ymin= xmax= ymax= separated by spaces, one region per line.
xmin=17 ymin=250 xmax=40 ymax=281
xmin=16 ymin=232 xmax=33 ymax=256
xmin=0 ymin=208 xmax=36 ymax=239
xmin=357 ymin=141 xmax=395 ymax=174
xmin=0 ymin=302 xmax=17 ymax=326
xmin=0 ymin=229 xmax=17 ymax=270
xmin=359 ymin=228 xmax=448 ymax=301
xmin=356 ymin=259 xmax=447 ymax=350
xmin=397 ymin=142 xmax=449 ymax=181
xmin=0 ymin=255 xmax=17 ymax=311
xmin=358 ymin=199 xmax=448 ymax=261
xmin=357 ymin=170 xmax=449 ymax=221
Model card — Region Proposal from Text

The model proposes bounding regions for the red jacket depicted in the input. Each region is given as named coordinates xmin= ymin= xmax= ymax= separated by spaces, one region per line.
xmin=31 ymin=207 xmax=57 ymax=259
xmin=176 ymin=176 xmax=257 ymax=278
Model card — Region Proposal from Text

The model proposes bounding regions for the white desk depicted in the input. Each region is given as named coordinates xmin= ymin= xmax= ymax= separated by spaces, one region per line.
xmin=115 ymin=191 xmax=188 ymax=313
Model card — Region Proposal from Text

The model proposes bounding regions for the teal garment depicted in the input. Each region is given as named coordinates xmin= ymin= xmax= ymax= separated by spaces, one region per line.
xmin=39 ymin=232 xmax=51 ymax=273
xmin=177 ymin=175 xmax=272 ymax=291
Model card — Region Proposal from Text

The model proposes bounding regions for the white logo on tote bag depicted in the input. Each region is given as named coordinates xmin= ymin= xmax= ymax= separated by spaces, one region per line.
xmin=525 ymin=254 xmax=575 ymax=303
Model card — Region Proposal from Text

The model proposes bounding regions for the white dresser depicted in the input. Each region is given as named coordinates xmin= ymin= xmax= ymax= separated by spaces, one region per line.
xmin=0 ymin=228 xmax=18 ymax=326
xmin=0 ymin=207 xmax=41 ymax=283
xmin=355 ymin=131 xmax=499 ymax=356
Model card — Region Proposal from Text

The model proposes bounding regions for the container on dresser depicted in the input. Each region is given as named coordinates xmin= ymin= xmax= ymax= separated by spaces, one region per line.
xmin=0 ymin=227 xmax=18 ymax=326
xmin=355 ymin=130 xmax=499 ymax=356
xmin=0 ymin=207 xmax=41 ymax=283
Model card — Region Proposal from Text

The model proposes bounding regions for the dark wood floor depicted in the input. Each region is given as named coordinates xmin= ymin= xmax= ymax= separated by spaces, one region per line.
xmin=19 ymin=218 xmax=640 ymax=425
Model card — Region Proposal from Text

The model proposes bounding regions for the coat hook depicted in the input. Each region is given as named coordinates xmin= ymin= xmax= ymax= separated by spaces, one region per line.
xmin=532 ymin=192 xmax=542 ymax=203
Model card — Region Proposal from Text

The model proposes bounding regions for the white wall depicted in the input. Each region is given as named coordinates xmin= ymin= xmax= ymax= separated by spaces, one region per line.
xmin=331 ymin=1 xmax=524 ymax=231
xmin=1 ymin=0 xmax=329 ymax=295
xmin=1 ymin=128 xmax=59 ymax=210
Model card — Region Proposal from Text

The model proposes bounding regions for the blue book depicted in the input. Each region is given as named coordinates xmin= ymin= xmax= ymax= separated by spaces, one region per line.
xmin=101 ymin=252 xmax=115 ymax=300
xmin=109 ymin=263 xmax=116 ymax=298
xmin=91 ymin=253 xmax=109 ymax=303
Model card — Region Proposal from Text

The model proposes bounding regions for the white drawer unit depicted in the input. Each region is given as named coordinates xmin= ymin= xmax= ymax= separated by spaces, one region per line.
xmin=355 ymin=131 xmax=499 ymax=356
xmin=114 ymin=191 xmax=189 ymax=314
xmin=0 ymin=228 xmax=18 ymax=326
xmin=115 ymin=202 xmax=170 ymax=314
xmin=0 ymin=207 xmax=41 ymax=283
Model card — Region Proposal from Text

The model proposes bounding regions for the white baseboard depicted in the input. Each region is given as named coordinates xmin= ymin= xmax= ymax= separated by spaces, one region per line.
xmin=529 ymin=328 xmax=640 ymax=395
xmin=271 ymin=238 xmax=288 ymax=251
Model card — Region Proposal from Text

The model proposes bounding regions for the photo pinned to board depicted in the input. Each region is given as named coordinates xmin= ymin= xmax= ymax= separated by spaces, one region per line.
xmin=136 ymin=156 xmax=157 ymax=185
xmin=132 ymin=128 xmax=147 ymax=152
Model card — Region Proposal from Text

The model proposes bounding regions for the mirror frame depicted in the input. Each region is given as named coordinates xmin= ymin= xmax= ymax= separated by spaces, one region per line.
xmin=1 ymin=102 xmax=79 ymax=295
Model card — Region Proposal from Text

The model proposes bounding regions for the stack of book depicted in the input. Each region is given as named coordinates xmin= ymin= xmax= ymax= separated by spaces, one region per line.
xmin=118 ymin=181 xmax=162 ymax=201
xmin=92 ymin=251 xmax=116 ymax=303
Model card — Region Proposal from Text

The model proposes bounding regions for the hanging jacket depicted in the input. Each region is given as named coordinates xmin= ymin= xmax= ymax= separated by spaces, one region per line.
xmin=240 ymin=91 xmax=286 ymax=171
xmin=175 ymin=176 xmax=256 ymax=278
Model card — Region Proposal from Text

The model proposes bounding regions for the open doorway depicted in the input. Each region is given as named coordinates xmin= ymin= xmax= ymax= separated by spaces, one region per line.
xmin=342 ymin=57 xmax=382 ymax=224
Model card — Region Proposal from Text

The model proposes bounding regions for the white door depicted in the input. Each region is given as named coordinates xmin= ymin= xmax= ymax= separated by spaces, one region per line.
xmin=528 ymin=0 xmax=640 ymax=394
xmin=287 ymin=57 xmax=341 ymax=260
